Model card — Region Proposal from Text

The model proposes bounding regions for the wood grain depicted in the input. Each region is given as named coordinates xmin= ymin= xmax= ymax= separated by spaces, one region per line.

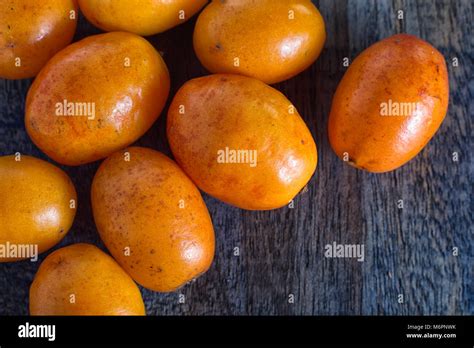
xmin=0 ymin=0 xmax=472 ymax=315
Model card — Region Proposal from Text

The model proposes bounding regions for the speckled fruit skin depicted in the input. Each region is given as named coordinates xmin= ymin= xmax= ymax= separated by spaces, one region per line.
xmin=29 ymin=243 xmax=146 ymax=315
xmin=79 ymin=0 xmax=208 ymax=36
xmin=0 ymin=0 xmax=77 ymax=79
xmin=167 ymin=74 xmax=318 ymax=210
xmin=25 ymin=32 xmax=170 ymax=166
xmin=0 ymin=155 xmax=76 ymax=262
xmin=328 ymin=34 xmax=449 ymax=173
xmin=193 ymin=0 xmax=326 ymax=84
xmin=91 ymin=147 xmax=215 ymax=292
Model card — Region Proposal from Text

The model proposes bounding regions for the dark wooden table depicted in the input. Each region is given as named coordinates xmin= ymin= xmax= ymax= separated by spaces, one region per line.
xmin=0 ymin=0 xmax=472 ymax=315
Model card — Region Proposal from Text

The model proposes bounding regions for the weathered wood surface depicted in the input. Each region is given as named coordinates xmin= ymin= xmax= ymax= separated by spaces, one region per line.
xmin=0 ymin=0 xmax=472 ymax=315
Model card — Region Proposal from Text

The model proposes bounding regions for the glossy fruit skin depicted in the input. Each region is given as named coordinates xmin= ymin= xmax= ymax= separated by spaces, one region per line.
xmin=328 ymin=34 xmax=449 ymax=173
xmin=91 ymin=147 xmax=215 ymax=292
xmin=78 ymin=0 xmax=208 ymax=36
xmin=25 ymin=32 xmax=170 ymax=166
xmin=193 ymin=0 xmax=326 ymax=84
xmin=30 ymin=243 xmax=145 ymax=315
xmin=0 ymin=0 xmax=77 ymax=79
xmin=0 ymin=155 xmax=76 ymax=262
xmin=167 ymin=74 xmax=317 ymax=210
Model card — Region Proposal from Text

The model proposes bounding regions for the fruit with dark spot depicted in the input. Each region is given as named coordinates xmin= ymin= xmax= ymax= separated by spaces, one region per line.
xmin=193 ymin=0 xmax=326 ymax=84
xmin=0 ymin=0 xmax=77 ymax=79
xmin=328 ymin=34 xmax=449 ymax=172
xmin=91 ymin=147 xmax=215 ymax=292
xmin=30 ymin=243 xmax=145 ymax=315
xmin=25 ymin=32 xmax=170 ymax=166
xmin=0 ymin=155 xmax=77 ymax=262
xmin=78 ymin=0 xmax=208 ymax=36
xmin=167 ymin=74 xmax=317 ymax=210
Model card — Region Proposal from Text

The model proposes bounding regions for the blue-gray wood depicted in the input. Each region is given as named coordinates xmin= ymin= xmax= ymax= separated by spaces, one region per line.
xmin=0 ymin=0 xmax=472 ymax=315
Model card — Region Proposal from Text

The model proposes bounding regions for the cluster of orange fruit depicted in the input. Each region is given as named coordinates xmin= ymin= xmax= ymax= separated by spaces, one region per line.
xmin=0 ymin=0 xmax=448 ymax=315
